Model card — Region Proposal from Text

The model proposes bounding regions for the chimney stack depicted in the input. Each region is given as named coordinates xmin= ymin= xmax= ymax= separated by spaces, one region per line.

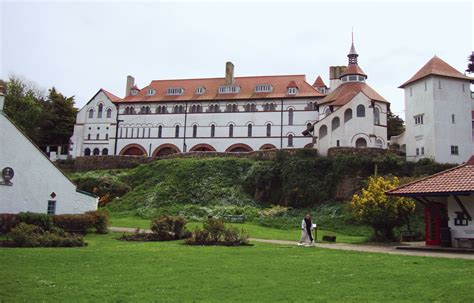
xmin=0 ymin=80 xmax=5 ymax=113
xmin=225 ymin=62 xmax=234 ymax=85
xmin=329 ymin=66 xmax=346 ymax=91
xmin=125 ymin=75 xmax=135 ymax=97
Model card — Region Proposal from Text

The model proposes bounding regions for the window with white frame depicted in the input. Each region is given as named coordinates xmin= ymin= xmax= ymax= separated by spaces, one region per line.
xmin=414 ymin=114 xmax=424 ymax=125
xmin=219 ymin=86 xmax=240 ymax=94
xmin=451 ymin=145 xmax=459 ymax=155
xmin=130 ymin=89 xmax=139 ymax=96
xmin=147 ymin=88 xmax=156 ymax=96
xmin=255 ymin=84 xmax=272 ymax=93
xmin=287 ymin=87 xmax=298 ymax=95
xmin=196 ymin=87 xmax=205 ymax=95
xmin=47 ymin=200 xmax=56 ymax=215
xmin=167 ymin=87 xmax=184 ymax=95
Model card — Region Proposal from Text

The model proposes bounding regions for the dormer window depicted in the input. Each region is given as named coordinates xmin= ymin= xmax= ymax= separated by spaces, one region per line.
xmin=219 ymin=85 xmax=240 ymax=94
xmin=147 ymin=88 xmax=156 ymax=96
xmin=287 ymin=87 xmax=298 ymax=95
xmin=167 ymin=87 xmax=184 ymax=95
xmin=196 ymin=87 xmax=205 ymax=95
xmin=255 ymin=84 xmax=273 ymax=93
xmin=130 ymin=89 xmax=139 ymax=96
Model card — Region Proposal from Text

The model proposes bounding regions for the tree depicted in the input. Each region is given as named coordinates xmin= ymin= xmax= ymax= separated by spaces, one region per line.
xmin=3 ymin=76 xmax=44 ymax=143
xmin=39 ymin=87 xmax=77 ymax=146
xmin=387 ymin=109 xmax=405 ymax=140
xmin=467 ymin=52 xmax=474 ymax=74
xmin=351 ymin=176 xmax=415 ymax=241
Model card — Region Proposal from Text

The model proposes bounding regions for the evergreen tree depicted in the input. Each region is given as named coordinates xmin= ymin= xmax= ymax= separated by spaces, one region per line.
xmin=387 ymin=109 xmax=405 ymax=140
xmin=467 ymin=51 xmax=474 ymax=74
xmin=39 ymin=87 xmax=78 ymax=146
xmin=3 ymin=76 xmax=44 ymax=143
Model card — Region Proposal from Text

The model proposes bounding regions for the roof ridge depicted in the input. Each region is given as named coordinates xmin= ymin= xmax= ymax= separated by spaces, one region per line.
xmin=149 ymin=74 xmax=308 ymax=83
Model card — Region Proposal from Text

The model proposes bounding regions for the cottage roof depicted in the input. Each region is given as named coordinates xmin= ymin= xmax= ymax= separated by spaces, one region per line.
xmin=399 ymin=56 xmax=472 ymax=88
xmin=318 ymin=81 xmax=388 ymax=106
xmin=387 ymin=157 xmax=474 ymax=196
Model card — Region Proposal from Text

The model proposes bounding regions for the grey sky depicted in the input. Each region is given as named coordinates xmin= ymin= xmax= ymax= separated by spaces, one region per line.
xmin=1 ymin=1 xmax=472 ymax=119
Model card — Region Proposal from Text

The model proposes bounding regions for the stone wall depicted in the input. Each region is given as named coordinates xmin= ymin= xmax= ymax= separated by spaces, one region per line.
xmin=327 ymin=147 xmax=395 ymax=157
xmin=56 ymin=156 xmax=157 ymax=172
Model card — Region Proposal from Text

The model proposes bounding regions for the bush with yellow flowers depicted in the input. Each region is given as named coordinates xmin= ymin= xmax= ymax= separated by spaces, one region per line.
xmin=351 ymin=176 xmax=415 ymax=241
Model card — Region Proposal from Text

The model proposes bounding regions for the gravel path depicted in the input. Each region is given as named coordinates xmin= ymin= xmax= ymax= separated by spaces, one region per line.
xmin=109 ymin=227 xmax=474 ymax=260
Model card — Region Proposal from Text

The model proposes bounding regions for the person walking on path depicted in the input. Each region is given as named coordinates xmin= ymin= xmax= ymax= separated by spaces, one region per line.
xmin=298 ymin=214 xmax=315 ymax=246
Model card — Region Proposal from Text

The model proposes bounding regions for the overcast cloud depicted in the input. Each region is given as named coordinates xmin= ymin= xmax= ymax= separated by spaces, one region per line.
xmin=1 ymin=1 xmax=473 ymax=119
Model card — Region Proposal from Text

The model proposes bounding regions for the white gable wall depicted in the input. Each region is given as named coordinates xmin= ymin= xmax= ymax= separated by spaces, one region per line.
xmin=0 ymin=114 xmax=97 ymax=214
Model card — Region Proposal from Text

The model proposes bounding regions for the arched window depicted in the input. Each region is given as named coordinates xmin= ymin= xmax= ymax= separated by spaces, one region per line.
xmin=245 ymin=104 xmax=251 ymax=112
xmin=319 ymin=125 xmax=327 ymax=138
xmin=84 ymin=148 xmax=91 ymax=156
xmin=211 ymin=124 xmax=216 ymax=138
xmin=87 ymin=134 xmax=91 ymax=140
xmin=141 ymin=106 xmax=146 ymax=114
xmin=375 ymin=139 xmax=383 ymax=148
xmin=88 ymin=109 xmax=94 ymax=118
xmin=229 ymin=124 xmax=234 ymax=138
xmin=357 ymin=105 xmax=365 ymax=117
xmin=105 ymin=133 xmax=109 ymax=140
xmin=288 ymin=134 xmax=294 ymax=147
xmin=193 ymin=125 xmax=198 ymax=138
xmin=146 ymin=106 xmax=151 ymax=114
xmin=251 ymin=104 xmax=257 ymax=112
xmin=307 ymin=122 xmax=312 ymax=129
xmin=197 ymin=105 xmax=201 ymax=112
xmin=325 ymin=107 xmax=331 ymax=116
xmin=288 ymin=109 xmax=294 ymax=125
xmin=374 ymin=107 xmax=380 ymax=125
xmin=124 ymin=107 xmax=130 ymax=115
xmin=93 ymin=148 xmax=100 ymax=155
xmin=356 ymin=138 xmax=367 ymax=148
xmin=158 ymin=125 xmax=163 ymax=138
xmin=175 ymin=125 xmax=180 ymax=138
xmin=96 ymin=134 xmax=100 ymax=140
xmin=102 ymin=148 xmax=108 ymax=155
xmin=247 ymin=124 xmax=252 ymax=137
xmin=106 ymin=108 xmax=112 ymax=118
xmin=266 ymin=123 xmax=271 ymax=137
xmin=344 ymin=108 xmax=353 ymax=122
xmin=97 ymin=104 xmax=103 ymax=118
xmin=331 ymin=117 xmax=340 ymax=131
xmin=191 ymin=105 xmax=196 ymax=113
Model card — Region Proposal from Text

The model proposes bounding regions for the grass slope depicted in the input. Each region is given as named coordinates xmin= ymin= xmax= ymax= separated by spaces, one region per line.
xmin=1 ymin=234 xmax=473 ymax=302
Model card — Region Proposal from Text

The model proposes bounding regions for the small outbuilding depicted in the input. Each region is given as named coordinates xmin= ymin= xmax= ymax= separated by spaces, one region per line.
xmin=387 ymin=156 xmax=474 ymax=248
xmin=0 ymin=85 xmax=98 ymax=214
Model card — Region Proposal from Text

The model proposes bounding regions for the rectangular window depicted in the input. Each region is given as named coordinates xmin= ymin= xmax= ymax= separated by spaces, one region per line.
xmin=167 ymin=87 xmax=184 ymax=95
xmin=414 ymin=114 xmax=424 ymax=125
xmin=416 ymin=148 xmax=419 ymax=156
xmin=47 ymin=200 xmax=56 ymax=215
xmin=218 ymin=86 xmax=240 ymax=94
xmin=287 ymin=87 xmax=298 ymax=95
xmin=255 ymin=84 xmax=273 ymax=93
xmin=451 ymin=145 xmax=459 ymax=155
xmin=336 ymin=140 xmax=340 ymax=147
xmin=421 ymin=147 xmax=424 ymax=155
xmin=454 ymin=211 xmax=469 ymax=226
xmin=438 ymin=80 xmax=442 ymax=89
xmin=452 ymin=114 xmax=455 ymax=124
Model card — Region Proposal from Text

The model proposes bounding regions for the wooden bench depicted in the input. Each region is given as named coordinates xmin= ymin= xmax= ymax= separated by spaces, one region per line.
xmin=454 ymin=238 xmax=474 ymax=249
xmin=222 ymin=215 xmax=246 ymax=223
xmin=400 ymin=230 xmax=417 ymax=242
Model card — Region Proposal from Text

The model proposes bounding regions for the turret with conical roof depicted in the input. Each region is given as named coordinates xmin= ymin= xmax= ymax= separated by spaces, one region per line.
xmin=340 ymin=33 xmax=367 ymax=81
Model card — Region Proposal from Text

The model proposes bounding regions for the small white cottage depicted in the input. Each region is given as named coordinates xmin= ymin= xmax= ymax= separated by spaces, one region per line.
xmin=387 ymin=156 xmax=474 ymax=248
xmin=0 ymin=86 xmax=98 ymax=214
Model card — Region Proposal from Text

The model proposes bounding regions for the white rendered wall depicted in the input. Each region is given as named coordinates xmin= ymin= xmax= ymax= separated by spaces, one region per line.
xmin=70 ymin=91 xmax=117 ymax=157
xmin=404 ymin=77 xmax=472 ymax=164
xmin=0 ymin=114 xmax=98 ymax=214
xmin=313 ymin=92 xmax=388 ymax=156
xmin=114 ymin=98 xmax=319 ymax=155
xmin=447 ymin=195 xmax=474 ymax=245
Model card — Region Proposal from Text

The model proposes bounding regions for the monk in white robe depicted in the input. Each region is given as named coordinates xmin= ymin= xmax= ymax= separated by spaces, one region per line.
xmin=298 ymin=214 xmax=315 ymax=246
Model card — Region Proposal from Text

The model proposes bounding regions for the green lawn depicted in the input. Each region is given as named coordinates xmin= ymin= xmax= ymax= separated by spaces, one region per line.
xmin=110 ymin=213 xmax=368 ymax=244
xmin=1 ymin=233 xmax=473 ymax=302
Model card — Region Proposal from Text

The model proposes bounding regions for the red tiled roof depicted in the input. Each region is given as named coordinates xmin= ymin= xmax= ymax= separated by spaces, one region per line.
xmin=340 ymin=64 xmax=367 ymax=77
xmin=101 ymin=88 xmax=121 ymax=102
xmin=116 ymin=75 xmax=324 ymax=103
xmin=399 ymin=56 xmax=472 ymax=88
xmin=312 ymin=76 xmax=327 ymax=87
xmin=318 ymin=81 xmax=388 ymax=106
xmin=387 ymin=156 xmax=474 ymax=196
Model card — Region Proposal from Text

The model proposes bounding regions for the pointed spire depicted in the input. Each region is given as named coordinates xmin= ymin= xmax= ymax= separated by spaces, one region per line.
xmin=348 ymin=30 xmax=359 ymax=65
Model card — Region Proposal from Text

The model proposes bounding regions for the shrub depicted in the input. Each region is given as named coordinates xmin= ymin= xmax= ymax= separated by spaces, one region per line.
xmin=17 ymin=212 xmax=53 ymax=231
xmin=53 ymin=214 xmax=95 ymax=234
xmin=86 ymin=210 xmax=109 ymax=234
xmin=0 ymin=214 xmax=19 ymax=234
xmin=351 ymin=176 xmax=416 ymax=241
xmin=185 ymin=218 xmax=248 ymax=246
xmin=150 ymin=215 xmax=190 ymax=241
xmin=5 ymin=223 xmax=85 ymax=247
xmin=7 ymin=223 xmax=42 ymax=247
xmin=73 ymin=176 xmax=131 ymax=206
